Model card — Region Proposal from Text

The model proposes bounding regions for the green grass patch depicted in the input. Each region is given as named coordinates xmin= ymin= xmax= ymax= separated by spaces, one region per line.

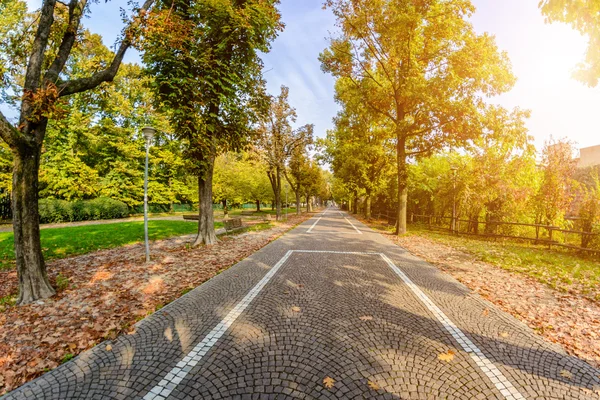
xmin=0 ymin=220 xmax=223 ymax=270
xmin=404 ymin=225 xmax=600 ymax=301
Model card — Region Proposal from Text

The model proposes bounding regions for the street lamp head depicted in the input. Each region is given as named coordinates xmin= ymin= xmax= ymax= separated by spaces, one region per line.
xmin=142 ymin=126 xmax=156 ymax=142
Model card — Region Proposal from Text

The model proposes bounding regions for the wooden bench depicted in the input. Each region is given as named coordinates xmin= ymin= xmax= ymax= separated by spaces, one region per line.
xmin=262 ymin=214 xmax=272 ymax=222
xmin=183 ymin=214 xmax=199 ymax=220
xmin=223 ymin=217 xmax=243 ymax=233
xmin=240 ymin=210 xmax=255 ymax=216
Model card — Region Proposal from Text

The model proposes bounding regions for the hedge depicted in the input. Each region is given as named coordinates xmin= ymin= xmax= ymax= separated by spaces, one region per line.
xmin=38 ymin=198 xmax=129 ymax=223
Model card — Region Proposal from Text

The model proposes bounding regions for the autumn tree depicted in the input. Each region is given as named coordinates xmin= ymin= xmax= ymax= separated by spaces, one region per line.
xmin=320 ymin=0 xmax=516 ymax=234
xmin=284 ymin=146 xmax=312 ymax=215
xmin=256 ymin=86 xmax=313 ymax=220
xmin=540 ymin=0 xmax=600 ymax=85
xmin=213 ymin=152 xmax=272 ymax=210
xmin=0 ymin=0 xmax=153 ymax=304
xmin=139 ymin=0 xmax=282 ymax=245
xmin=322 ymin=78 xmax=395 ymax=219
xmin=533 ymin=139 xmax=578 ymax=227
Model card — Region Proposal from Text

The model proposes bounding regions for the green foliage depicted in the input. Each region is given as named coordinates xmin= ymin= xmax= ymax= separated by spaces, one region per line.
xmin=38 ymin=198 xmax=129 ymax=223
xmin=139 ymin=0 xmax=284 ymax=176
xmin=213 ymin=152 xmax=273 ymax=204
xmin=61 ymin=353 xmax=75 ymax=364
xmin=55 ymin=273 xmax=70 ymax=291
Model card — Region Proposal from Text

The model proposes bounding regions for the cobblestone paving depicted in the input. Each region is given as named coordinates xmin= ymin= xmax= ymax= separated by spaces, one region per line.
xmin=3 ymin=209 xmax=600 ymax=399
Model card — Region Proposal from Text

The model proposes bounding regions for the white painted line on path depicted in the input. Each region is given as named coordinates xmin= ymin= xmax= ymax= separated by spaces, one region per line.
xmin=344 ymin=217 xmax=362 ymax=234
xmin=142 ymin=249 xmax=524 ymax=400
xmin=306 ymin=217 xmax=322 ymax=233
xmin=142 ymin=251 xmax=294 ymax=400
xmin=379 ymin=253 xmax=526 ymax=400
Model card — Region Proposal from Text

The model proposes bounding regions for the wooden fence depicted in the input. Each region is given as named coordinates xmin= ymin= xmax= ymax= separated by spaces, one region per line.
xmin=373 ymin=211 xmax=599 ymax=255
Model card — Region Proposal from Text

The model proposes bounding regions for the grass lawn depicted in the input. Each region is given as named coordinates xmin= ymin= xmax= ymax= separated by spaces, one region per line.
xmin=402 ymin=224 xmax=600 ymax=300
xmin=225 ymin=207 xmax=301 ymax=217
xmin=0 ymin=220 xmax=223 ymax=270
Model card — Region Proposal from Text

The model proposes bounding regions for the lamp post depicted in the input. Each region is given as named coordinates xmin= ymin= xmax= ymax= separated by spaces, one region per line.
xmin=142 ymin=126 xmax=156 ymax=262
xmin=451 ymin=166 xmax=458 ymax=234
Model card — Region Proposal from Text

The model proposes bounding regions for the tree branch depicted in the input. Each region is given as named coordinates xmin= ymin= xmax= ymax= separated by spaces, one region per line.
xmin=58 ymin=0 xmax=154 ymax=97
xmin=45 ymin=0 xmax=86 ymax=84
xmin=0 ymin=111 xmax=22 ymax=147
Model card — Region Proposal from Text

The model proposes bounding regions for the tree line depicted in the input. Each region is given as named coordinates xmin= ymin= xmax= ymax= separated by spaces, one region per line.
xmin=0 ymin=0 xmax=328 ymax=305
xmin=320 ymin=0 xmax=600 ymax=244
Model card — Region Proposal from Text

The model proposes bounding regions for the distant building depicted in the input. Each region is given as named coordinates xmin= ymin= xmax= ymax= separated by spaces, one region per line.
xmin=578 ymin=145 xmax=600 ymax=168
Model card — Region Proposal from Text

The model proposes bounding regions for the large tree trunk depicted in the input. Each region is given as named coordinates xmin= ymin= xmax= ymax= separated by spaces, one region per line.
xmin=306 ymin=193 xmax=312 ymax=212
xmin=353 ymin=194 xmax=358 ymax=215
xmin=396 ymin=136 xmax=408 ymax=235
xmin=365 ymin=193 xmax=372 ymax=219
xmin=255 ymin=199 xmax=260 ymax=212
xmin=13 ymin=141 xmax=55 ymax=305
xmin=295 ymin=191 xmax=301 ymax=215
xmin=194 ymin=157 xmax=217 ymax=246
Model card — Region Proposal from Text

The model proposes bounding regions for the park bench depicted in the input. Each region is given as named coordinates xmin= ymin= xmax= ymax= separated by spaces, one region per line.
xmin=223 ymin=217 xmax=243 ymax=233
xmin=240 ymin=210 xmax=255 ymax=216
xmin=262 ymin=214 xmax=271 ymax=222
xmin=183 ymin=214 xmax=199 ymax=220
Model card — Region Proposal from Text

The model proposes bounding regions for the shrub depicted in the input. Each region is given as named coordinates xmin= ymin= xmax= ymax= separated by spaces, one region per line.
xmin=38 ymin=197 xmax=129 ymax=223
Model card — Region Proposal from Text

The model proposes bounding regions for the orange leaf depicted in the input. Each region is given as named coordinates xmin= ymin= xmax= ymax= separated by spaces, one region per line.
xmin=438 ymin=350 xmax=455 ymax=362
xmin=367 ymin=380 xmax=380 ymax=390
xmin=323 ymin=376 xmax=335 ymax=389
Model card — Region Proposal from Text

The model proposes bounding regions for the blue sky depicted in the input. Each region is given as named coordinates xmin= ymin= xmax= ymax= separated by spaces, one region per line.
xmin=21 ymin=0 xmax=600 ymax=151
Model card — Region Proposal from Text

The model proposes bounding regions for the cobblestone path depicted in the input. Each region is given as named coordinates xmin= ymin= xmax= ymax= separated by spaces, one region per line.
xmin=4 ymin=209 xmax=600 ymax=399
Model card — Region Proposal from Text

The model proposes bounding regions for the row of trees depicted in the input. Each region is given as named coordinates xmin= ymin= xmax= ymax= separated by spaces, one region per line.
xmin=0 ymin=0 xmax=328 ymax=305
xmin=322 ymin=0 xmax=600 ymax=238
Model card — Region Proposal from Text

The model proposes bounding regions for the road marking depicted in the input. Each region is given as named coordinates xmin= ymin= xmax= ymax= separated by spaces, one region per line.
xmin=142 ymin=250 xmax=294 ymax=400
xmin=142 ymin=250 xmax=524 ymax=400
xmin=306 ymin=217 xmax=322 ymax=233
xmin=379 ymin=253 xmax=526 ymax=400
xmin=344 ymin=217 xmax=362 ymax=234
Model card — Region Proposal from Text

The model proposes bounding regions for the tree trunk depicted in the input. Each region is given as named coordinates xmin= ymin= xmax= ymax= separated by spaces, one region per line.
xmin=365 ymin=194 xmax=372 ymax=219
xmin=306 ymin=193 xmax=312 ymax=212
xmin=193 ymin=157 xmax=217 ymax=246
xmin=353 ymin=196 xmax=358 ymax=215
xmin=295 ymin=191 xmax=301 ymax=215
xmin=396 ymin=136 xmax=408 ymax=235
xmin=267 ymin=169 xmax=282 ymax=220
xmin=13 ymin=141 xmax=55 ymax=305
xmin=255 ymin=199 xmax=260 ymax=212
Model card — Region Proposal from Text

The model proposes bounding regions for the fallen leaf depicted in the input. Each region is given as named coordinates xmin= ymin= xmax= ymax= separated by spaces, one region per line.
xmin=105 ymin=344 xmax=112 ymax=351
xmin=500 ymin=332 xmax=509 ymax=338
xmin=559 ymin=369 xmax=573 ymax=380
xmin=359 ymin=315 xmax=373 ymax=321
xmin=323 ymin=376 xmax=335 ymax=389
xmin=291 ymin=306 xmax=301 ymax=312
xmin=438 ymin=350 xmax=455 ymax=362
xmin=481 ymin=308 xmax=489 ymax=317
xmin=367 ymin=380 xmax=380 ymax=390
xmin=68 ymin=343 xmax=77 ymax=351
